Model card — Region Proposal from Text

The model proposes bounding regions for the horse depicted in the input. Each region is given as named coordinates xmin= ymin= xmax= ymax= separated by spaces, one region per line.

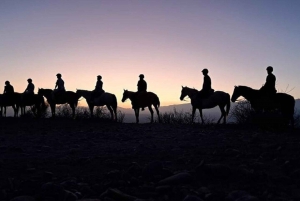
xmin=38 ymin=88 xmax=79 ymax=118
xmin=0 ymin=93 xmax=20 ymax=117
xmin=121 ymin=90 xmax=161 ymax=123
xmin=76 ymin=89 xmax=118 ymax=120
xmin=180 ymin=86 xmax=231 ymax=124
xmin=231 ymin=85 xmax=295 ymax=127
xmin=17 ymin=94 xmax=46 ymax=117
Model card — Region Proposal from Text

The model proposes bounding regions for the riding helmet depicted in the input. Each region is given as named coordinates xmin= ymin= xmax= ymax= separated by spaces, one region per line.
xmin=27 ymin=78 xmax=32 ymax=82
xmin=266 ymin=66 xmax=273 ymax=72
xmin=5 ymin=81 xmax=10 ymax=84
xmin=139 ymin=74 xmax=144 ymax=78
xmin=56 ymin=73 xmax=62 ymax=77
xmin=202 ymin=68 xmax=209 ymax=74
xmin=97 ymin=75 xmax=102 ymax=79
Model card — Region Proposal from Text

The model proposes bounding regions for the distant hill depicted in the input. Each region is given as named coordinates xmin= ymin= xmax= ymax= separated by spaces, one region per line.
xmin=3 ymin=99 xmax=300 ymax=123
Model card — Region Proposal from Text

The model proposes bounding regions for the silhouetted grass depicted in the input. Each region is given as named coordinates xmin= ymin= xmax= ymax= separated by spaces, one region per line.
xmin=229 ymin=100 xmax=254 ymax=125
xmin=21 ymin=102 xmax=50 ymax=118
xmin=153 ymin=108 xmax=216 ymax=124
xmin=56 ymin=105 xmax=125 ymax=122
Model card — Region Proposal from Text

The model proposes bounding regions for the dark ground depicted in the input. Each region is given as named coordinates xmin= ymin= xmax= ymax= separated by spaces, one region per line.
xmin=0 ymin=118 xmax=300 ymax=201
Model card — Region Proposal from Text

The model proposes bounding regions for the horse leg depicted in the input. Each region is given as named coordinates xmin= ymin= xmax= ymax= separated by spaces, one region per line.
xmin=199 ymin=108 xmax=204 ymax=124
xmin=70 ymin=104 xmax=75 ymax=119
xmin=154 ymin=104 xmax=160 ymax=123
xmin=13 ymin=105 xmax=17 ymax=117
xmin=191 ymin=107 xmax=196 ymax=123
xmin=89 ymin=104 xmax=94 ymax=118
xmin=135 ymin=108 xmax=139 ymax=123
xmin=148 ymin=106 xmax=154 ymax=123
xmin=113 ymin=106 xmax=117 ymax=121
xmin=51 ymin=104 xmax=56 ymax=118
xmin=217 ymin=106 xmax=226 ymax=124
xmin=107 ymin=105 xmax=114 ymax=120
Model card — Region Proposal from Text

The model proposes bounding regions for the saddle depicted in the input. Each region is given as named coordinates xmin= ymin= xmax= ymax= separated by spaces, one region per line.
xmin=198 ymin=89 xmax=214 ymax=99
xmin=93 ymin=91 xmax=105 ymax=103
xmin=53 ymin=91 xmax=66 ymax=103
xmin=132 ymin=92 xmax=147 ymax=109
xmin=22 ymin=93 xmax=35 ymax=104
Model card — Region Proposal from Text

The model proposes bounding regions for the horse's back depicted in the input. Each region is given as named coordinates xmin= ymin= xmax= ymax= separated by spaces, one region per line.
xmin=276 ymin=93 xmax=295 ymax=110
xmin=214 ymin=91 xmax=229 ymax=95
xmin=276 ymin=92 xmax=294 ymax=100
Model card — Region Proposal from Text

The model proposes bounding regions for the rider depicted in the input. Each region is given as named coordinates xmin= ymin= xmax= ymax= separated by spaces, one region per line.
xmin=4 ymin=81 xmax=14 ymax=94
xmin=24 ymin=78 xmax=35 ymax=95
xmin=260 ymin=66 xmax=277 ymax=95
xmin=3 ymin=81 xmax=15 ymax=102
xmin=132 ymin=74 xmax=147 ymax=110
xmin=259 ymin=66 xmax=277 ymax=107
xmin=53 ymin=73 xmax=66 ymax=101
xmin=137 ymin=74 xmax=147 ymax=93
xmin=91 ymin=75 xmax=104 ymax=102
xmin=198 ymin=68 xmax=213 ymax=99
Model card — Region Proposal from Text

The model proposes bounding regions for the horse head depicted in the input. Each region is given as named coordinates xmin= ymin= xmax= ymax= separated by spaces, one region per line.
xmin=231 ymin=86 xmax=242 ymax=102
xmin=180 ymin=86 xmax=187 ymax=100
xmin=121 ymin=89 xmax=129 ymax=102
xmin=38 ymin=88 xmax=53 ymax=100
xmin=180 ymin=86 xmax=195 ymax=101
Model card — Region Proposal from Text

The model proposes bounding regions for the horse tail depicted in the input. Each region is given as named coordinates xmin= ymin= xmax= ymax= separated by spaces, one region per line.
xmin=156 ymin=94 xmax=160 ymax=108
xmin=288 ymin=96 xmax=295 ymax=127
xmin=226 ymin=93 xmax=231 ymax=116
xmin=112 ymin=94 xmax=118 ymax=110
xmin=41 ymin=95 xmax=46 ymax=108
xmin=75 ymin=95 xmax=79 ymax=107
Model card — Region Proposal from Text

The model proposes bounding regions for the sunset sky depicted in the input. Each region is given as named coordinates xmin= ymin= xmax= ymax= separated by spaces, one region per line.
xmin=1 ymin=0 xmax=300 ymax=108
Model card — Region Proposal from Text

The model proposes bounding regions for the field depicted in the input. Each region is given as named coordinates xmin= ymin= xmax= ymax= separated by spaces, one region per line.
xmin=0 ymin=118 xmax=300 ymax=201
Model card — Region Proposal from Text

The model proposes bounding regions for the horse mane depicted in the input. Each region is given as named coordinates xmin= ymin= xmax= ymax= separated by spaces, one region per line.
xmin=40 ymin=88 xmax=53 ymax=93
xmin=76 ymin=89 xmax=89 ymax=92
xmin=184 ymin=86 xmax=198 ymax=93
xmin=237 ymin=85 xmax=258 ymax=92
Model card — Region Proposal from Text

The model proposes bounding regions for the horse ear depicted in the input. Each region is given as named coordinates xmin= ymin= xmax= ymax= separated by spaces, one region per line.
xmin=182 ymin=86 xmax=183 ymax=88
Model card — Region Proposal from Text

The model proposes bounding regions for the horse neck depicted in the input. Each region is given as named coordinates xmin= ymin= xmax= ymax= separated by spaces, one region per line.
xmin=186 ymin=88 xmax=198 ymax=99
xmin=127 ymin=91 xmax=136 ymax=100
xmin=239 ymin=86 xmax=258 ymax=100
xmin=41 ymin=89 xmax=53 ymax=100
xmin=78 ymin=90 xmax=91 ymax=99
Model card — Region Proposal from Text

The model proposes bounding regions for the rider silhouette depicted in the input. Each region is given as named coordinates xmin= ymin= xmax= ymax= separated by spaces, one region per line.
xmin=4 ymin=81 xmax=14 ymax=94
xmin=198 ymin=68 xmax=213 ymax=99
xmin=24 ymin=78 xmax=35 ymax=95
xmin=259 ymin=66 xmax=277 ymax=108
xmin=3 ymin=81 xmax=14 ymax=102
xmin=53 ymin=73 xmax=66 ymax=101
xmin=260 ymin=66 xmax=277 ymax=95
xmin=132 ymin=74 xmax=147 ymax=110
xmin=91 ymin=75 xmax=104 ymax=102
xmin=137 ymin=74 xmax=147 ymax=93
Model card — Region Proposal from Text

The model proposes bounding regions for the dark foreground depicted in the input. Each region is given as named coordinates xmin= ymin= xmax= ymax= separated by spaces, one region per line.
xmin=0 ymin=118 xmax=299 ymax=201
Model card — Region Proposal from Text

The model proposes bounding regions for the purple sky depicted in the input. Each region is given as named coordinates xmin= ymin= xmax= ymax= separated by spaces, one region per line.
xmin=1 ymin=0 xmax=300 ymax=108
